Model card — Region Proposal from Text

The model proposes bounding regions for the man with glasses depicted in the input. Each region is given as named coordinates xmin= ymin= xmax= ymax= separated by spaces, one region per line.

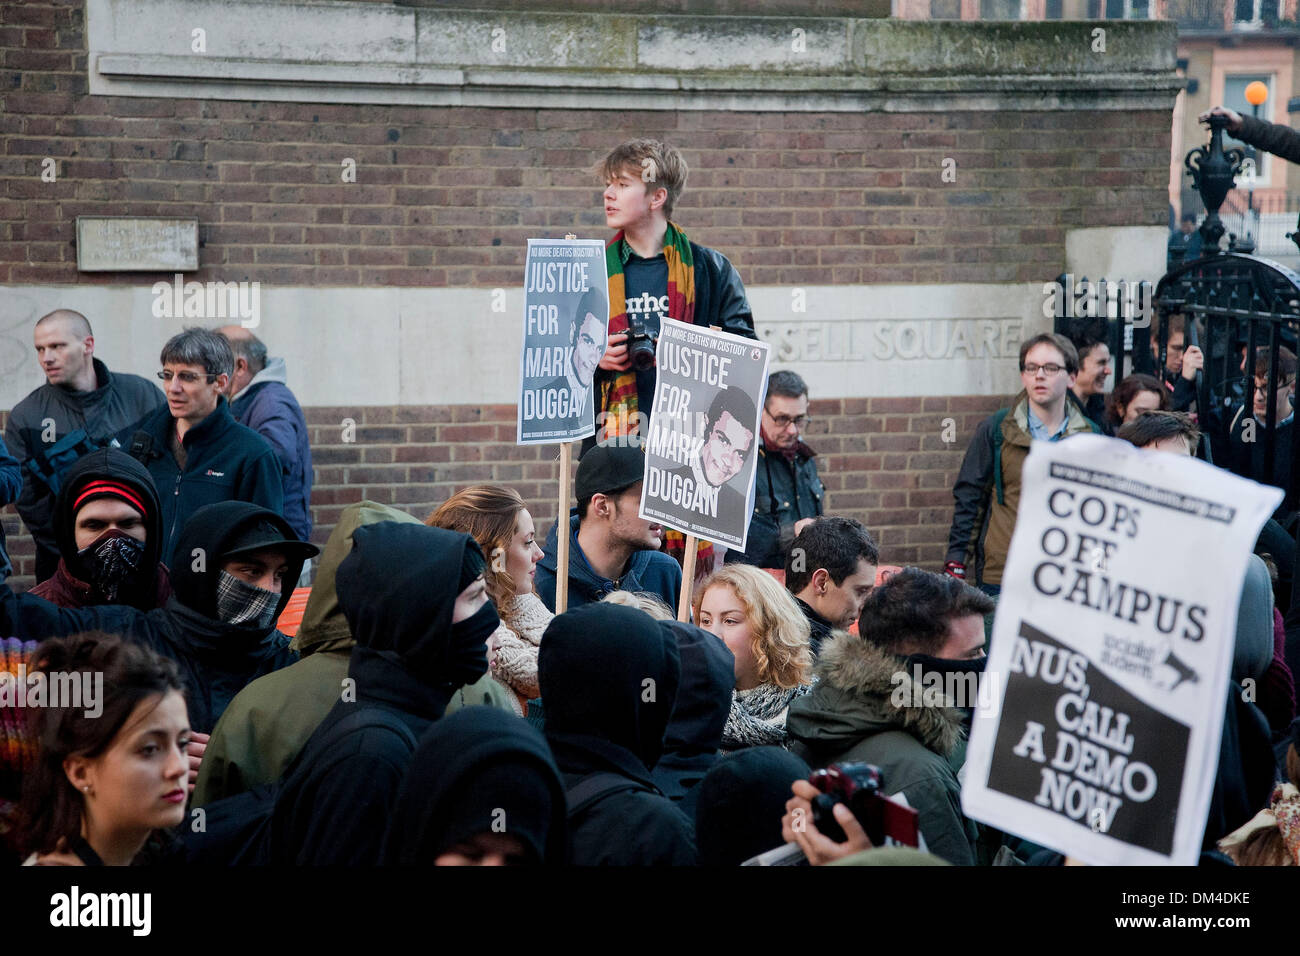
xmin=726 ymin=370 xmax=824 ymax=568
xmin=946 ymin=333 xmax=1100 ymax=597
xmin=1227 ymin=348 xmax=1299 ymax=607
xmin=1228 ymin=347 xmax=1297 ymax=503
xmin=120 ymin=328 xmax=284 ymax=567
xmin=4 ymin=309 xmax=165 ymax=582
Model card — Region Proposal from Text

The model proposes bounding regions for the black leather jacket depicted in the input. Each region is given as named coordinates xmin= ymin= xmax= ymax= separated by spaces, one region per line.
xmin=726 ymin=441 xmax=824 ymax=569
xmin=586 ymin=240 xmax=756 ymax=452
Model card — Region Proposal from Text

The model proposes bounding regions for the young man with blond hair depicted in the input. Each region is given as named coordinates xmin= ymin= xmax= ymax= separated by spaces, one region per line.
xmin=592 ymin=139 xmax=757 ymax=573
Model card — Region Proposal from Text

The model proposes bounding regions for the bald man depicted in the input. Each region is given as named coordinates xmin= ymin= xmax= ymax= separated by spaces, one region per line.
xmin=217 ymin=326 xmax=313 ymax=547
xmin=4 ymin=310 xmax=165 ymax=581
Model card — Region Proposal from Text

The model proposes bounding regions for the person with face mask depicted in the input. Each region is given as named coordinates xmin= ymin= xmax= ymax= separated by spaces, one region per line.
xmin=270 ymin=522 xmax=498 ymax=866
xmin=0 ymin=500 xmax=318 ymax=737
xmin=786 ymin=567 xmax=994 ymax=866
xmin=192 ymin=500 xmax=516 ymax=808
xmin=30 ymin=448 xmax=171 ymax=611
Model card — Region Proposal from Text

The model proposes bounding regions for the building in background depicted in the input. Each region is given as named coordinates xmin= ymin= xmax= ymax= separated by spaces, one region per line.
xmin=0 ymin=2 xmax=1176 ymax=589
xmin=896 ymin=1 xmax=1300 ymax=260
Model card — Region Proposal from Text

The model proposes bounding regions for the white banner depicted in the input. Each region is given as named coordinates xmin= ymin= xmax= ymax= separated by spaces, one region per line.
xmin=962 ymin=435 xmax=1282 ymax=866
xmin=638 ymin=318 xmax=771 ymax=551
xmin=516 ymin=238 xmax=608 ymax=444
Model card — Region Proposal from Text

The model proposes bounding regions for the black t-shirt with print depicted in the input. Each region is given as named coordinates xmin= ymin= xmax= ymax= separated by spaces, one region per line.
xmin=621 ymin=251 xmax=671 ymax=420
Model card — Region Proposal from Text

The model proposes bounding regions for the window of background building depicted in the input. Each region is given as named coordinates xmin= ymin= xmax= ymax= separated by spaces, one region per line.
xmin=1046 ymin=0 xmax=1063 ymax=17
xmin=980 ymin=0 xmax=1024 ymax=17
xmin=1234 ymin=0 xmax=1281 ymax=25
xmin=1104 ymin=0 xmax=1151 ymax=16
xmin=929 ymin=0 xmax=962 ymax=17
xmin=1223 ymin=73 xmax=1275 ymax=182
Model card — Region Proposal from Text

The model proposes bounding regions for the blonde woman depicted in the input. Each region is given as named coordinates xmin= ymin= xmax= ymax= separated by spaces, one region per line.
xmin=694 ymin=564 xmax=813 ymax=750
xmin=427 ymin=486 xmax=551 ymax=715
xmin=600 ymin=589 xmax=675 ymax=621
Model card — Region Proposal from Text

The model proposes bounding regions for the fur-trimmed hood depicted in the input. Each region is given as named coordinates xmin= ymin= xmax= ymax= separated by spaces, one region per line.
xmin=787 ymin=631 xmax=965 ymax=758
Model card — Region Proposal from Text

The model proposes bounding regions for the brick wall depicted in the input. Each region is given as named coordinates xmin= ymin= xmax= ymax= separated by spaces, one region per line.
xmin=0 ymin=1 xmax=1167 ymax=590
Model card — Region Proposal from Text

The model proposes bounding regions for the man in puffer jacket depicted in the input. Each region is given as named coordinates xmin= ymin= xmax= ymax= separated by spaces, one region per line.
xmin=787 ymin=568 xmax=994 ymax=866
xmin=218 ymin=327 xmax=313 ymax=546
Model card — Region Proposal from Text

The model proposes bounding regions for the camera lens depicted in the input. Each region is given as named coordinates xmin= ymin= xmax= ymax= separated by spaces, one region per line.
xmin=629 ymin=340 xmax=657 ymax=370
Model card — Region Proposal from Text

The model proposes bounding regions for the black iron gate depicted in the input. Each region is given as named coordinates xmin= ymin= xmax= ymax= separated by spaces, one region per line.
xmin=1151 ymin=251 xmax=1300 ymax=473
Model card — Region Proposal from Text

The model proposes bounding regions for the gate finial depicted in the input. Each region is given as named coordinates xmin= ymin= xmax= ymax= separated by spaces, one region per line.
xmin=1185 ymin=115 xmax=1248 ymax=256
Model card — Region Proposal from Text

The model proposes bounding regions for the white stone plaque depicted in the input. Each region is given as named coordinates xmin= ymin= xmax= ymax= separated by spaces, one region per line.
xmin=75 ymin=217 xmax=199 ymax=272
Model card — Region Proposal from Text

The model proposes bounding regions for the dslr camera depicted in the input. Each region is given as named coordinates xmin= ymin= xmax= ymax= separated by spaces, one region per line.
xmin=625 ymin=313 xmax=659 ymax=370
xmin=809 ymin=762 xmax=884 ymax=844
xmin=808 ymin=762 xmax=919 ymax=848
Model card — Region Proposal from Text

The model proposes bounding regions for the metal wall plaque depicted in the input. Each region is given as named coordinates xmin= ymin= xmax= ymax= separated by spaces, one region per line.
xmin=75 ymin=216 xmax=199 ymax=272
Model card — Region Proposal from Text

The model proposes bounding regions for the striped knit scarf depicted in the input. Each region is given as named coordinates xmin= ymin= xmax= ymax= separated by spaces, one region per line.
xmin=721 ymin=682 xmax=814 ymax=751
xmin=602 ymin=222 xmax=714 ymax=579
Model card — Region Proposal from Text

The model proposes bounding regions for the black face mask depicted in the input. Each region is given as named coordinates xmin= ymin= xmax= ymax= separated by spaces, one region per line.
xmin=904 ymin=653 xmax=988 ymax=726
xmin=76 ymin=530 xmax=146 ymax=602
xmin=444 ymin=601 xmax=498 ymax=689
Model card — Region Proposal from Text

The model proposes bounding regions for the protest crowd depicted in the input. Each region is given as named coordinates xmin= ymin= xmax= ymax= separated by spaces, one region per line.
xmin=2 ymin=137 xmax=1299 ymax=870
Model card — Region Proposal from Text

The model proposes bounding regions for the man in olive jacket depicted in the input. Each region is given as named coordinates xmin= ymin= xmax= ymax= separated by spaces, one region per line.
xmin=786 ymin=568 xmax=994 ymax=866
xmin=945 ymin=334 xmax=1099 ymax=594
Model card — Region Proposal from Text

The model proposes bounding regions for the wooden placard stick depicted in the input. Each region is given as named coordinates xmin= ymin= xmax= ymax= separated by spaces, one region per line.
xmin=554 ymin=233 xmax=580 ymax=614
xmin=676 ymin=533 xmax=697 ymax=622
xmin=556 ymin=441 xmax=572 ymax=614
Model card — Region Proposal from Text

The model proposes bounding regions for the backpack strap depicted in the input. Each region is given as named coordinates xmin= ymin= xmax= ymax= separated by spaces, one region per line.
xmin=318 ymin=705 xmax=418 ymax=762
xmin=281 ymin=704 xmax=419 ymax=782
xmin=21 ymin=428 xmax=101 ymax=496
xmin=990 ymin=408 xmax=1010 ymax=506
xmin=565 ymin=772 xmax=655 ymax=821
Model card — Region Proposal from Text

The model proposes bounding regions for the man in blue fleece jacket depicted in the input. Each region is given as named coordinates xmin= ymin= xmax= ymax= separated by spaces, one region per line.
xmin=535 ymin=439 xmax=682 ymax=613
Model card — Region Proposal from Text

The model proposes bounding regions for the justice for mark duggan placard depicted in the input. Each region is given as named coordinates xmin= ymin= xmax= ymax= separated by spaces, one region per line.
xmin=961 ymin=435 xmax=1282 ymax=866
xmin=516 ymin=238 xmax=608 ymax=445
xmin=638 ymin=318 xmax=770 ymax=551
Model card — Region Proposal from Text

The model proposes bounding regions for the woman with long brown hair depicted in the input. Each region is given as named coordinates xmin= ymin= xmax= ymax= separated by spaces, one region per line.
xmin=428 ymin=485 xmax=551 ymax=714
xmin=20 ymin=632 xmax=190 ymax=866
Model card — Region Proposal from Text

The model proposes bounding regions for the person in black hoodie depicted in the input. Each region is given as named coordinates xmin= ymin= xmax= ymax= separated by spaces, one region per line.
xmin=0 ymin=500 xmax=317 ymax=735
xmin=380 ymin=708 xmax=567 ymax=865
xmin=29 ymin=447 xmax=171 ymax=611
xmin=651 ymin=620 xmax=735 ymax=819
xmin=695 ymin=746 xmax=811 ymax=866
xmin=538 ymin=602 xmax=696 ymax=865
xmin=271 ymin=522 xmax=498 ymax=866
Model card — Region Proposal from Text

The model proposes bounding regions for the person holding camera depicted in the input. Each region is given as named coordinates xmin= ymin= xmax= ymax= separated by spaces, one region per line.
xmin=786 ymin=567 xmax=994 ymax=865
xmin=591 ymin=140 xmax=757 ymax=575
xmin=592 ymin=139 xmax=756 ymax=445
